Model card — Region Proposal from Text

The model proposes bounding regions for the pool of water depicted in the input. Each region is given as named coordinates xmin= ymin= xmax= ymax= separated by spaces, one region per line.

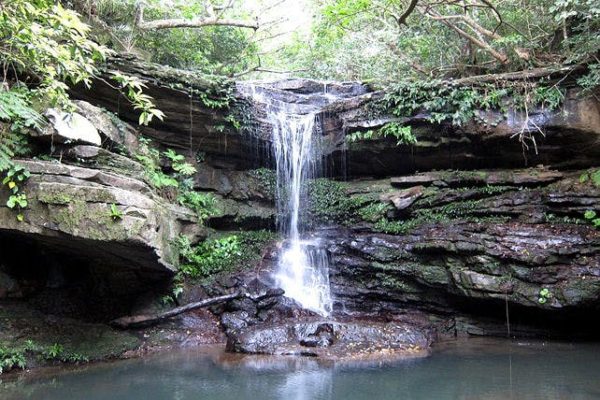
xmin=2 ymin=338 xmax=600 ymax=400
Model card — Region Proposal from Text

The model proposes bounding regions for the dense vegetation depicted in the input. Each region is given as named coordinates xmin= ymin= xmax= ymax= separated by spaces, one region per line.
xmin=275 ymin=0 xmax=600 ymax=85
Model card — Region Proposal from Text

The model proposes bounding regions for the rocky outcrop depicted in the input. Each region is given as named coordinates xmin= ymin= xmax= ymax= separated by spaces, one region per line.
xmin=70 ymin=55 xmax=263 ymax=170
xmin=69 ymin=56 xmax=600 ymax=180
xmin=1 ymin=59 xmax=597 ymax=365
xmin=227 ymin=319 xmax=431 ymax=358
xmin=0 ymin=159 xmax=199 ymax=273
xmin=311 ymin=167 xmax=600 ymax=337
xmin=327 ymin=88 xmax=600 ymax=177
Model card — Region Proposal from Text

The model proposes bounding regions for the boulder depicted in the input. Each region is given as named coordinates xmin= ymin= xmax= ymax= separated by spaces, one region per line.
xmin=227 ymin=319 xmax=432 ymax=358
xmin=74 ymin=101 xmax=140 ymax=153
xmin=380 ymin=186 xmax=423 ymax=210
xmin=36 ymin=109 xmax=102 ymax=146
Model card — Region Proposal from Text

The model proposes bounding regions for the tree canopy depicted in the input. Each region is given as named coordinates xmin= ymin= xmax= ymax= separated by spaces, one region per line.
xmin=263 ymin=0 xmax=599 ymax=86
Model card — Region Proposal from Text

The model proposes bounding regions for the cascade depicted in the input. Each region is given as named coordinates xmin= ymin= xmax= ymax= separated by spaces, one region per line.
xmin=240 ymin=83 xmax=334 ymax=316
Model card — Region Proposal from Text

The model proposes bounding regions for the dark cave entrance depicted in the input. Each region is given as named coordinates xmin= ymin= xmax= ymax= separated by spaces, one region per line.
xmin=0 ymin=230 xmax=172 ymax=322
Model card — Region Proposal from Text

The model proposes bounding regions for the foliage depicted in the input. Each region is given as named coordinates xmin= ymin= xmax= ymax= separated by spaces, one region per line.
xmin=579 ymin=169 xmax=600 ymax=228
xmin=135 ymin=139 xmax=179 ymax=189
xmin=163 ymin=149 xmax=197 ymax=176
xmin=111 ymin=72 xmax=165 ymax=125
xmin=177 ymin=190 xmax=218 ymax=221
xmin=347 ymin=123 xmax=416 ymax=145
xmin=0 ymin=87 xmax=44 ymax=171
xmin=583 ymin=210 xmax=600 ymax=228
xmin=250 ymin=167 xmax=276 ymax=192
xmin=42 ymin=343 xmax=64 ymax=360
xmin=135 ymin=139 xmax=219 ymax=221
xmin=306 ymin=179 xmax=361 ymax=225
xmin=78 ymin=0 xmax=260 ymax=76
xmin=538 ymin=288 xmax=553 ymax=304
xmin=175 ymin=230 xmax=276 ymax=280
xmin=108 ymin=203 xmax=123 ymax=221
xmin=378 ymin=81 xmax=565 ymax=127
xmin=176 ymin=234 xmax=242 ymax=278
xmin=0 ymin=1 xmax=162 ymax=173
xmin=24 ymin=340 xmax=89 ymax=363
xmin=579 ymin=169 xmax=600 ymax=187
xmin=550 ymin=0 xmax=600 ymax=90
xmin=354 ymin=80 xmax=567 ymax=153
xmin=0 ymin=340 xmax=90 ymax=374
xmin=0 ymin=0 xmax=110 ymax=108
xmin=270 ymin=0 xmax=600 ymax=85
xmin=1 ymin=164 xmax=31 ymax=221
xmin=0 ymin=346 xmax=26 ymax=374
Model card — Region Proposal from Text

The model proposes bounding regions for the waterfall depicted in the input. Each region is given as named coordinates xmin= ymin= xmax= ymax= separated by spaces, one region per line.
xmin=240 ymin=83 xmax=333 ymax=316
xmin=272 ymin=110 xmax=333 ymax=316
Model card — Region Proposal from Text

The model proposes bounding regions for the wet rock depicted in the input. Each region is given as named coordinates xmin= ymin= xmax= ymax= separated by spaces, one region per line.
xmin=228 ymin=297 xmax=258 ymax=316
xmin=227 ymin=319 xmax=432 ymax=358
xmin=380 ymin=186 xmax=423 ymax=210
xmin=221 ymin=311 xmax=250 ymax=332
xmin=390 ymin=169 xmax=564 ymax=188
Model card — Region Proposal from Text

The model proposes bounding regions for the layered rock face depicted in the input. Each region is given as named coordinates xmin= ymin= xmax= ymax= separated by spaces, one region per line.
xmin=319 ymin=169 xmax=600 ymax=337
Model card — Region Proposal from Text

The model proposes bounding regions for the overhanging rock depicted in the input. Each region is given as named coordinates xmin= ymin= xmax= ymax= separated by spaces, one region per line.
xmin=0 ymin=160 xmax=200 ymax=273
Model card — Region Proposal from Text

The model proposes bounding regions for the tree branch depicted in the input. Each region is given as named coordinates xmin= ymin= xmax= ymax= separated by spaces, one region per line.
xmin=423 ymin=8 xmax=509 ymax=64
xmin=134 ymin=2 xmax=259 ymax=31
xmin=397 ymin=0 xmax=419 ymax=26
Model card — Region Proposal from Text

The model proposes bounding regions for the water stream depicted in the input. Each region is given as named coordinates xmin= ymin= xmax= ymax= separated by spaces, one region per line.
xmin=240 ymin=83 xmax=334 ymax=315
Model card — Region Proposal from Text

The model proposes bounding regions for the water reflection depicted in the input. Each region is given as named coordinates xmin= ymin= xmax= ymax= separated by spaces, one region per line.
xmin=2 ymin=339 xmax=600 ymax=400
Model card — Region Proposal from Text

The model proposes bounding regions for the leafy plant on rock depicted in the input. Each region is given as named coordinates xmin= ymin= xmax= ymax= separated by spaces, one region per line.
xmin=0 ymin=346 xmax=26 ymax=374
xmin=2 ymin=164 xmax=31 ymax=221
xmin=175 ymin=234 xmax=242 ymax=278
xmin=108 ymin=203 xmax=124 ymax=221
xmin=347 ymin=122 xmax=416 ymax=145
xmin=538 ymin=288 xmax=553 ymax=304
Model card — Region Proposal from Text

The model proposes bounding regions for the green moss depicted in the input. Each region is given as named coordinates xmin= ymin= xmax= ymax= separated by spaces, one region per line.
xmin=52 ymin=200 xmax=87 ymax=233
xmin=437 ymin=169 xmax=489 ymax=183
xmin=357 ymin=201 xmax=393 ymax=222
xmin=376 ymin=273 xmax=421 ymax=293
xmin=52 ymin=201 xmax=144 ymax=241
xmin=37 ymin=191 xmax=72 ymax=205
xmin=306 ymin=178 xmax=359 ymax=225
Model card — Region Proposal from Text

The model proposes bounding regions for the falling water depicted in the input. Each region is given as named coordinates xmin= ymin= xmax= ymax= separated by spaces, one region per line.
xmin=240 ymin=83 xmax=333 ymax=316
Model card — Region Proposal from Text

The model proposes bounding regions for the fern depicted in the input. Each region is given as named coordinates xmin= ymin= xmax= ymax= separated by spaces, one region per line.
xmin=0 ymin=87 xmax=43 ymax=171
xmin=0 ymin=88 xmax=43 ymax=127
xmin=0 ymin=130 xmax=18 ymax=171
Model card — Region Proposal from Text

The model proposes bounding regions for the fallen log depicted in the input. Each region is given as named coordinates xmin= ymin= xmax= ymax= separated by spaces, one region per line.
xmin=110 ymin=288 xmax=286 ymax=329
xmin=110 ymin=292 xmax=245 ymax=329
